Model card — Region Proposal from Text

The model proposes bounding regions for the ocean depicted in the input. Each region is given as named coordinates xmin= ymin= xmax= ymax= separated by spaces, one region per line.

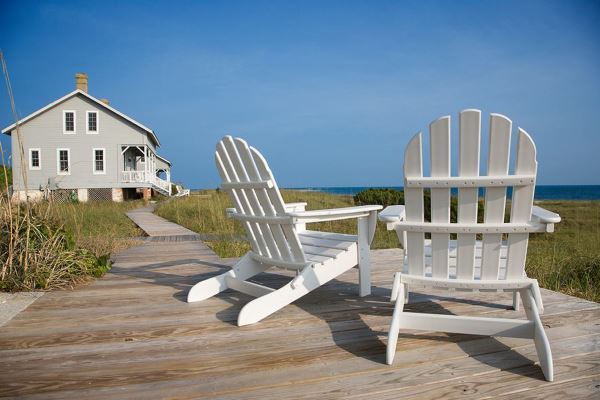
xmin=288 ymin=185 xmax=600 ymax=200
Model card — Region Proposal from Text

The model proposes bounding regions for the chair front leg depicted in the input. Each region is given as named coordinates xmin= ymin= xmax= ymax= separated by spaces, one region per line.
xmin=357 ymin=212 xmax=377 ymax=297
xmin=520 ymin=286 xmax=553 ymax=382
xmin=387 ymin=281 xmax=405 ymax=365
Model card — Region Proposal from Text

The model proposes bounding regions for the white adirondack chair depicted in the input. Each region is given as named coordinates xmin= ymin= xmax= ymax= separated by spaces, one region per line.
xmin=187 ymin=136 xmax=382 ymax=326
xmin=175 ymin=184 xmax=190 ymax=197
xmin=379 ymin=110 xmax=560 ymax=381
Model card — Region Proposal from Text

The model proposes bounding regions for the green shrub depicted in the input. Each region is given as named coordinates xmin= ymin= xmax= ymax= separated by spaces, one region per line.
xmin=354 ymin=188 xmax=405 ymax=208
xmin=353 ymin=188 xmax=486 ymax=223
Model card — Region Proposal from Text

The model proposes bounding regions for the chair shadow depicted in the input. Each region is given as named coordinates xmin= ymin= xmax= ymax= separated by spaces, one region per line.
xmin=206 ymin=272 xmax=540 ymax=380
xmin=110 ymin=255 xmax=542 ymax=380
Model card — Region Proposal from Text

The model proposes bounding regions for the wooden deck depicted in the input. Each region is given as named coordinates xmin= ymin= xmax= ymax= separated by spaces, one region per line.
xmin=1 ymin=209 xmax=599 ymax=399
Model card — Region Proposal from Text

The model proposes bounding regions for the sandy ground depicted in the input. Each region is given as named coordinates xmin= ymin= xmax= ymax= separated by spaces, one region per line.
xmin=0 ymin=292 xmax=44 ymax=327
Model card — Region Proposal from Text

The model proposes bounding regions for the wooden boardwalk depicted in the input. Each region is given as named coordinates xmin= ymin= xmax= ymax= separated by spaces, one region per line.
xmin=1 ymin=209 xmax=599 ymax=399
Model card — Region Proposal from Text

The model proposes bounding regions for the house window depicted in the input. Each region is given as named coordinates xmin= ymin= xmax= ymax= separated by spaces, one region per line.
xmin=93 ymin=148 xmax=105 ymax=174
xmin=57 ymin=149 xmax=70 ymax=175
xmin=87 ymin=111 xmax=98 ymax=134
xmin=63 ymin=111 xmax=76 ymax=134
xmin=29 ymin=148 xmax=41 ymax=170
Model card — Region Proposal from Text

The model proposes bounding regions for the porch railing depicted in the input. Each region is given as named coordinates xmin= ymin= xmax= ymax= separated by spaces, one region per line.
xmin=121 ymin=171 xmax=171 ymax=195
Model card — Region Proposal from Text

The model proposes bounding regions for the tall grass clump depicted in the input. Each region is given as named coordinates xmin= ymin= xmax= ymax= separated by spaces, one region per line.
xmin=43 ymin=200 xmax=144 ymax=257
xmin=0 ymin=204 xmax=110 ymax=291
xmin=0 ymin=165 xmax=10 ymax=192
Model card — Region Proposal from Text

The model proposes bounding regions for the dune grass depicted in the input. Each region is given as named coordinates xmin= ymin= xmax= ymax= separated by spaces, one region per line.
xmin=156 ymin=190 xmax=600 ymax=302
xmin=41 ymin=200 xmax=145 ymax=258
xmin=1 ymin=198 xmax=144 ymax=291
xmin=155 ymin=190 xmax=399 ymax=258
xmin=526 ymin=200 xmax=600 ymax=302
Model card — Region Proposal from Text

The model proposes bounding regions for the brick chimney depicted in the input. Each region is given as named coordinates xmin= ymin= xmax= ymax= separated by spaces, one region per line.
xmin=75 ymin=73 xmax=88 ymax=93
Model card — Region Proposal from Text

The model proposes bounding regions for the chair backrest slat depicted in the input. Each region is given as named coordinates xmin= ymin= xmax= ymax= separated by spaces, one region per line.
xmin=456 ymin=109 xmax=481 ymax=279
xmin=480 ymin=114 xmax=512 ymax=280
xmin=404 ymin=132 xmax=425 ymax=276
xmin=429 ymin=117 xmax=451 ymax=279
xmin=505 ymin=129 xmax=537 ymax=279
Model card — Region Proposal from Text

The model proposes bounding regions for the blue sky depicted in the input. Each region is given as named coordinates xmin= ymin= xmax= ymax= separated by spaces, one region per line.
xmin=1 ymin=0 xmax=599 ymax=188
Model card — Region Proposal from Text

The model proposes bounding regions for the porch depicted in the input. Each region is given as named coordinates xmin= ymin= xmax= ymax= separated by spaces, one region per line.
xmin=120 ymin=145 xmax=171 ymax=196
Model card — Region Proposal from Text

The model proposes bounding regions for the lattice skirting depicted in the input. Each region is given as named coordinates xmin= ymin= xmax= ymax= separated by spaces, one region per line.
xmin=88 ymin=188 xmax=113 ymax=201
xmin=49 ymin=189 xmax=77 ymax=203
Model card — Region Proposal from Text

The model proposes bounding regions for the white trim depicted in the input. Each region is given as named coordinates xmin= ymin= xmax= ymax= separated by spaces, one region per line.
xmin=63 ymin=110 xmax=76 ymax=134
xmin=86 ymin=110 xmax=99 ymax=134
xmin=92 ymin=148 xmax=106 ymax=175
xmin=1 ymin=89 xmax=161 ymax=147
xmin=28 ymin=148 xmax=41 ymax=170
xmin=56 ymin=148 xmax=71 ymax=175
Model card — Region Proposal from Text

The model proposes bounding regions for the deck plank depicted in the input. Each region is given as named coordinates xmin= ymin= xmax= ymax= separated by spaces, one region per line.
xmin=1 ymin=208 xmax=598 ymax=399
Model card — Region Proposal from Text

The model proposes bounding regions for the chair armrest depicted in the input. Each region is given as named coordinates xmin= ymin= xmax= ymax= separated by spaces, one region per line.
xmin=531 ymin=206 xmax=561 ymax=224
xmin=284 ymin=202 xmax=307 ymax=212
xmin=288 ymin=205 xmax=382 ymax=224
xmin=377 ymin=205 xmax=407 ymax=247
xmin=378 ymin=205 xmax=406 ymax=223
xmin=531 ymin=205 xmax=561 ymax=233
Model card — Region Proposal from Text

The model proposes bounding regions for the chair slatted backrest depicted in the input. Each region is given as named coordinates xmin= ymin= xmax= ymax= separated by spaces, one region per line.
xmin=215 ymin=136 xmax=306 ymax=269
xmin=403 ymin=110 xmax=538 ymax=281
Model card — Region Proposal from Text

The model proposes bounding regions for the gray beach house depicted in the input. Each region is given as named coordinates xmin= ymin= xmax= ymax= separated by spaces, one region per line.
xmin=2 ymin=73 xmax=172 ymax=202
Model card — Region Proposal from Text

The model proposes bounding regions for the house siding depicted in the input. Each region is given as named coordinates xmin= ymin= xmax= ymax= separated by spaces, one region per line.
xmin=9 ymin=93 xmax=159 ymax=191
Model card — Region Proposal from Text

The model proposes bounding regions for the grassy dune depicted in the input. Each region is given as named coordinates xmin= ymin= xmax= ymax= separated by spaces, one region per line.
xmin=526 ymin=200 xmax=600 ymax=302
xmin=43 ymin=200 xmax=145 ymax=257
xmin=156 ymin=190 xmax=600 ymax=302
xmin=1 ymin=199 xmax=144 ymax=291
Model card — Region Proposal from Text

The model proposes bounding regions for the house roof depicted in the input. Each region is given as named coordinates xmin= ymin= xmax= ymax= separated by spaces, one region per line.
xmin=1 ymin=89 xmax=161 ymax=147
xmin=156 ymin=154 xmax=172 ymax=166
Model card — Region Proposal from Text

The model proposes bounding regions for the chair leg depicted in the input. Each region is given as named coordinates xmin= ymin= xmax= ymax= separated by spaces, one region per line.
xmin=387 ymin=283 xmax=405 ymax=365
xmin=531 ymin=280 xmax=545 ymax=314
xmin=512 ymin=291 xmax=520 ymax=311
xmin=357 ymin=216 xmax=371 ymax=297
xmin=390 ymin=272 xmax=401 ymax=303
xmin=187 ymin=254 xmax=268 ymax=303
xmin=520 ymin=287 xmax=553 ymax=382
